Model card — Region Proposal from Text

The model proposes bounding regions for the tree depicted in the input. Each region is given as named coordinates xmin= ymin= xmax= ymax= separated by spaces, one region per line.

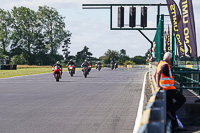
xmin=75 ymin=46 xmax=93 ymax=65
xmin=118 ymin=49 xmax=129 ymax=65
xmin=32 ymin=39 xmax=48 ymax=65
xmin=0 ymin=48 xmax=5 ymax=59
xmin=0 ymin=6 xmax=71 ymax=65
xmin=37 ymin=6 xmax=67 ymax=55
xmin=118 ymin=56 xmax=130 ymax=65
xmin=130 ymin=56 xmax=146 ymax=64
xmin=10 ymin=52 xmax=28 ymax=65
xmin=0 ymin=9 xmax=12 ymax=54
xmin=11 ymin=6 xmax=40 ymax=64
xmin=120 ymin=49 xmax=126 ymax=56
xmin=101 ymin=49 xmax=120 ymax=64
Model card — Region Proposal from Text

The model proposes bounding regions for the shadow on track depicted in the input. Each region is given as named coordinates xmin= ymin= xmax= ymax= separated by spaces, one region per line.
xmin=84 ymin=77 xmax=99 ymax=79
xmin=58 ymin=80 xmax=75 ymax=82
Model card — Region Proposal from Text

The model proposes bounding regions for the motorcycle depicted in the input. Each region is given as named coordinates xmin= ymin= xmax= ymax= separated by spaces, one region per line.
xmin=82 ymin=66 xmax=89 ymax=78
xmin=88 ymin=64 xmax=92 ymax=72
xmin=97 ymin=64 xmax=101 ymax=71
xmin=68 ymin=65 xmax=74 ymax=76
xmin=68 ymin=65 xmax=75 ymax=77
xmin=111 ymin=64 xmax=114 ymax=70
xmin=114 ymin=63 xmax=118 ymax=69
xmin=53 ymin=65 xmax=61 ymax=82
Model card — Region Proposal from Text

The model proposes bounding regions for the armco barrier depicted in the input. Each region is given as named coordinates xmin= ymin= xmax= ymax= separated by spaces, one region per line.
xmin=137 ymin=90 xmax=166 ymax=133
xmin=0 ymin=65 xmax=17 ymax=70
xmin=137 ymin=62 xmax=168 ymax=133
xmin=127 ymin=65 xmax=147 ymax=68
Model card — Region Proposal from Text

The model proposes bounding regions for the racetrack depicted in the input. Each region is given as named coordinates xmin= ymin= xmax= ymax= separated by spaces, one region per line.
xmin=0 ymin=68 xmax=147 ymax=133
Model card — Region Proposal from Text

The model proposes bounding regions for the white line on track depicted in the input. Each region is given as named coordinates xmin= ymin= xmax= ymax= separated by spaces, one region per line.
xmin=133 ymin=71 xmax=148 ymax=133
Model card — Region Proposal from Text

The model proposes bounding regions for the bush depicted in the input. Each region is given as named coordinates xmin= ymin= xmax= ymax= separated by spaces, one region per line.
xmin=11 ymin=53 xmax=28 ymax=65
xmin=118 ymin=56 xmax=130 ymax=65
xmin=124 ymin=60 xmax=135 ymax=67
xmin=130 ymin=56 xmax=146 ymax=64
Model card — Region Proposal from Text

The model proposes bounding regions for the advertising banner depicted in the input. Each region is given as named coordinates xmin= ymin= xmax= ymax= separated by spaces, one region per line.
xmin=180 ymin=0 xmax=197 ymax=58
xmin=166 ymin=0 xmax=185 ymax=56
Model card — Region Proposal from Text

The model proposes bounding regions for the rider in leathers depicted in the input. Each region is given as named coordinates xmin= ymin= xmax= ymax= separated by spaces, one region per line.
xmin=96 ymin=61 xmax=101 ymax=69
xmin=67 ymin=59 xmax=75 ymax=74
xmin=53 ymin=61 xmax=63 ymax=78
xmin=81 ymin=60 xmax=89 ymax=72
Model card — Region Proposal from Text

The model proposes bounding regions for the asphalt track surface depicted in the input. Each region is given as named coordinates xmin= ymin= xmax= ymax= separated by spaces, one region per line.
xmin=0 ymin=68 xmax=147 ymax=133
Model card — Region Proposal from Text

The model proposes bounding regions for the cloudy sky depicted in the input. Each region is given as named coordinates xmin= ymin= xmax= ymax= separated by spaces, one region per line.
xmin=1 ymin=0 xmax=200 ymax=58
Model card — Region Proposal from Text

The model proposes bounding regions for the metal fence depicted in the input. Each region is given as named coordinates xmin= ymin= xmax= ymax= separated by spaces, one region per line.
xmin=172 ymin=66 xmax=200 ymax=95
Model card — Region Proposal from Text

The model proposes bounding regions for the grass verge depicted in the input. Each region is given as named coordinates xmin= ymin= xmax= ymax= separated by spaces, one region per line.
xmin=0 ymin=68 xmax=82 ymax=78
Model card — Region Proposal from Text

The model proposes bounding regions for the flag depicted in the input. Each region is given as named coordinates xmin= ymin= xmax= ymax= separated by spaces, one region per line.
xmin=166 ymin=0 xmax=185 ymax=56
xmin=180 ymin=0 xmax=197 ymax=58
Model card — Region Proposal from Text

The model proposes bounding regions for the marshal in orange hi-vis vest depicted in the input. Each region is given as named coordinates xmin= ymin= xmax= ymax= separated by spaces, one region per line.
xmin=156 ymin=60 xmax=176 ymax=90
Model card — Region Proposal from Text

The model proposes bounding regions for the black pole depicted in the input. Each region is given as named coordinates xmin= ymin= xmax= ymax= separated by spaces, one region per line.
xmin=138 ymin=30 xmax=153 ymax=48
xmin=110 ymin=5 xmax=112 ymax=30
xmin=172 ymin=25 xmax=174 ymax=66
xmin=161 ymin=14 xmax=164 ymax=59
xmin=197 ymin=56 xmax=199 ymax=70
xmin=176 ymin=47 xmax=178 ymax=66
xmin=184 ymin=56 xmax=186 ymax=65
xmin=157 ymin=4 xmax=160 ymax=26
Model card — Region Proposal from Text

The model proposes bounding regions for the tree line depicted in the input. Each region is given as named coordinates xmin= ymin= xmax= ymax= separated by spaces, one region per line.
xmin=0 ymin=6 xmax=69 ymax=65
xmin=0 ymin=6 xmax=146 ymax=66
xmin=100 ymin=49 xmax=146 ymax=66
xmin=68 ymin=47 xmax=146 ymax=66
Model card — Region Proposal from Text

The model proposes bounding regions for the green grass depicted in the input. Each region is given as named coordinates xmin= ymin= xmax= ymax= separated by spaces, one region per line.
xmin=0 ymin=68 xmax=81 ymax=78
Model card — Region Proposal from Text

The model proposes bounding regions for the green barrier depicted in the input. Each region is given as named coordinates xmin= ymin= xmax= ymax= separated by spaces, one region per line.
xmin=172 ymin=67 xmax=200 ymax=95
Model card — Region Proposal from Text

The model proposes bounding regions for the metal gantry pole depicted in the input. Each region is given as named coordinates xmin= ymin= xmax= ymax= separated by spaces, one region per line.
xmin=161 ymin=14 xmax=164 ymax=60
xmin=172 ymin=26 xmax=175 ymax=66
xmin=110 ymin=5 xmax=112 ymax=30
xmin=157 ymin=4 xmax=160 ymax=27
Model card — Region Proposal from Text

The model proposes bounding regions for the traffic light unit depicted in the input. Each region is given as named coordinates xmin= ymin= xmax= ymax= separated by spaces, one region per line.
xmin=141 ymin=7 xmax=147 ymax=27
xmin=117 ymin=6 xmax=147 ymax=28
xmin=118 ymin=7 xmax=124 ymax=28
xmin=129 ymin=7 xmax=136 ymax=27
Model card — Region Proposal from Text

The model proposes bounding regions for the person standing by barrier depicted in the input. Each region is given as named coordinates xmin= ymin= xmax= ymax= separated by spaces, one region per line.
xmin=154 ymin=52 xmax=186 ymax=131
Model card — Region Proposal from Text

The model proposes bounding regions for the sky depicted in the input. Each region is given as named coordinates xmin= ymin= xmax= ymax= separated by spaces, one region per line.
xmin=1 ymin=0 xmax=200 ymax=58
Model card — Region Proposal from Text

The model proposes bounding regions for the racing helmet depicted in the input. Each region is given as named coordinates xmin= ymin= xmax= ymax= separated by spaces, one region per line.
xmin=56 ymin=61 xmax=60 ymax=64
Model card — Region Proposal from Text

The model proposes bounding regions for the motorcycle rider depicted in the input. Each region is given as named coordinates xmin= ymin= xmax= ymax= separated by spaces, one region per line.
xmin=88 ymin=61 xmax=92 ymax=72
xmin=97 ymin=61 xmax=101 ymax=65
xmin=67 ymin=59 xmax=75 ymax=74
xmin=110 ymin=61 xmax=115 ymax=68
xmin=110 ymin=61 xmax=114 ymax=65
xmin=115 ymin=62 xmax=118 ymax=69
xmin=95 ymin=61 xmax=98 ymax=69
xmin=96 ymin=61 xmax=101 ymax=69
xmin=81 ymin=59 xmax=89 ymax=72
xmin=53 ymin=61 xmax=63 ymax=78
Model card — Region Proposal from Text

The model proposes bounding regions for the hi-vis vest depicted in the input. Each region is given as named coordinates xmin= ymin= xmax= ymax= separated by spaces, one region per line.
xmin=156 ymin=60 xmax=176 ymax=90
